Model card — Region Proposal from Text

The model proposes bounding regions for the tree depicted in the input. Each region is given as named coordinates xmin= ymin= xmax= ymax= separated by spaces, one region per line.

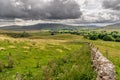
xmin=98 ymin=33 xmax=106 ymax=39
xmin=111 ymin=31 xmax=119 ymax=35
xmin=51 ymin=32 xmax=55 ymax=35
xmin=20 ymin=31 xmax=30 ymax=37
xmin=115 ymin=37 xmax=120 ymax=42
xmin=89 ymin=35 xmax=98 ymax=40
xmin=103 ymin=35 xmax=115 ymax=41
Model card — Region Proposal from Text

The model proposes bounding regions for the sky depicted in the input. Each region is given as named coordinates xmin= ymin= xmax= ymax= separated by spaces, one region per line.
xmin=0 ymin=0 xmax=120 ymax=26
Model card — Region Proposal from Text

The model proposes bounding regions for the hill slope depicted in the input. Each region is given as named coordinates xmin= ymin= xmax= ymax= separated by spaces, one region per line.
xmin=103 ymin=22 xmax=120 ymax=29
xmin=0 ymin=23 xmax=97 ymax=31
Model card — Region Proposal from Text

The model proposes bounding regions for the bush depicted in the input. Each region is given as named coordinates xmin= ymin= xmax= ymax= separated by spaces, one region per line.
xmin=103 ymin=35 xmax=115 ymax=41
xmin=89 ymin=35 xmax=98 ymax=40
xmin=4 ymin=31 xmax=30 ymax=38
xmin=50 ymin=32 xmax=55 ymax=35
xmin=98 ymin=33 xmax=106 ymax=39
xmin=111 ymin=31 xmax=119 ymax=35
xmin=112 ymin=34 xmax=120 ymax=38
xmin=115 ymin=37 xmax=120 ymax=42
xmin=20 ymin=31 xmax=30 ymax=37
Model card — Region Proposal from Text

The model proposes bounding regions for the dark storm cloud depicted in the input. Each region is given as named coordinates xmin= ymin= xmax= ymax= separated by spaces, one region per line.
xmin=0 ymin=0 xmax=27 ymax=18
xmin=45 ymin=0 xmax=82 ymax=19
xmin=0 ymin=0 xmax=82 ymax=19
xmin=103 ymin=0 xmax=120 ymax=10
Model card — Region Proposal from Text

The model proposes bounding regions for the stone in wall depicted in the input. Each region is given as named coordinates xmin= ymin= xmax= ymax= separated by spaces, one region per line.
xmin=90 ymin=43 xmax=116 ymax=80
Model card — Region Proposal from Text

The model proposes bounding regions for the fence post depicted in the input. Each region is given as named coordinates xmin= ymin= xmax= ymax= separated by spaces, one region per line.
xmin=106 ymin=50 xmax=108 ymax=59
xmin=96 ymin=47 xmax=99 ymax=52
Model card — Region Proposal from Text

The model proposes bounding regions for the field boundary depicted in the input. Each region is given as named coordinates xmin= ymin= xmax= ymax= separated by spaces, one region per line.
xmin=89 ymin=43 xmax=116 ymax=80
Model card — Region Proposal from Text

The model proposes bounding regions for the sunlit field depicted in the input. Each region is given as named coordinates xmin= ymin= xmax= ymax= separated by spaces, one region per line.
xmin=0 ymin=31 xmax=96 ymax=80
xmin=1 ymin=30 xmax=120 ymax=80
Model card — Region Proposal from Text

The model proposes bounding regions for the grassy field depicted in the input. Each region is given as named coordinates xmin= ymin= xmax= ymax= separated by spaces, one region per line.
xmin=0 ymin=32 xmax=96 ymax=80
xmin=0 ymin=30 xmax=120 ymax=80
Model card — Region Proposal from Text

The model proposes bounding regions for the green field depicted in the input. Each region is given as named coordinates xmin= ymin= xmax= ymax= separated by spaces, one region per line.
xmin=0 ymin=31 xmax=96 ymax=80
xmin=1 ymin=30 xmax=120 ymax=80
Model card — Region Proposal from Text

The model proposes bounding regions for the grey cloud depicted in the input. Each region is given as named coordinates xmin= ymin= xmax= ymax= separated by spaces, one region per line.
xmin=0 ymin=0 xmax=28 ymax=18
xmin=0 ymin=0 xmax=82 ymax=19
xmin=103 ymin=0 xmax=120 ymax=10
xmin=45 ymin=0 xmax=82 ymax=19
xmin=102 ymin=0 xmax=120 ymax=21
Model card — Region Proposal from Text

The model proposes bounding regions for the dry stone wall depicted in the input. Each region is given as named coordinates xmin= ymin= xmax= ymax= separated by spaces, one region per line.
xmin=89 ymin=43 xmax=116 ymax=80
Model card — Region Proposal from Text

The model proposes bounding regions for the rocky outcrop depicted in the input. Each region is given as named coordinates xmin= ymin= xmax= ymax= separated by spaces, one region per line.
xmin=89 ymin=43 xmax=116 ymax=80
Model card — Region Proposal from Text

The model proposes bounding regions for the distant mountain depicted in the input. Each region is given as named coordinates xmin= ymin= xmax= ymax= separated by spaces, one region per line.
xmin=0 ymin=23 xmax=97 ymax=31
xmin=103 ymin=22 xmax=120 ymax=29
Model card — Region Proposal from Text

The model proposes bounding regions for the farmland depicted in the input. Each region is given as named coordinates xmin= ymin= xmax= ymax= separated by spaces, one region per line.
xmin=0 ymin=0 xmax=120 ymax=79
xmin=0 ymin=29 xmax=120 ymax=80
xmin=0 ymin=31 xmax=96 ymax=80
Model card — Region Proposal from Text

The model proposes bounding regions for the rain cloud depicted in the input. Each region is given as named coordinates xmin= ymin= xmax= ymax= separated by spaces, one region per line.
xmin=0 ymin=0 xmax=82 ymax=19
xmin=103 ymin=0 xmax=120 ymax=10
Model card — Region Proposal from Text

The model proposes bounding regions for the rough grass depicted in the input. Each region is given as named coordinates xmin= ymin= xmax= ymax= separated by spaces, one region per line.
xmin=0 ymin=32 xmax=96 ymax=80
xmin=59 ymin=33 xmax=120 ymax=80
xmin=40 ymin=44 xmax=96 ymax=80
xmin=1 ymin=30 xmax=120 ymax=79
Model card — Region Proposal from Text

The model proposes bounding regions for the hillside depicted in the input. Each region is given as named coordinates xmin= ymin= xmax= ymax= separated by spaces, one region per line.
xmin=103 ymin=22 xmax=120 ymax=30
xmin=0 ymin=23 xmax=97 ymax=31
